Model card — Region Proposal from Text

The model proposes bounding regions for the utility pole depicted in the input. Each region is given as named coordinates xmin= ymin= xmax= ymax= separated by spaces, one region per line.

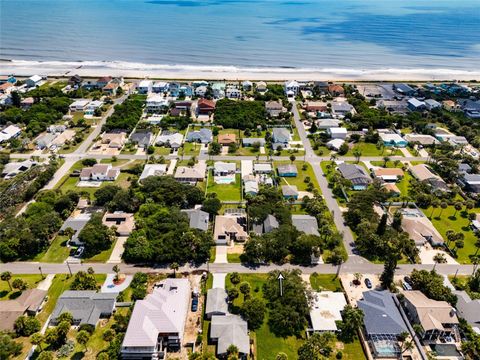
xmin=66 ymin=261 xmax=73 ymax=277
xmin=39 ymin=266 xmax=44 ymax=279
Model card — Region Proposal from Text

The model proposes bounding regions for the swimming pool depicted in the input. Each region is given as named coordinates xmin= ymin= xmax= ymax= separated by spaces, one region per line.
xmin=215 ymin=176 xmax=235 ymax=184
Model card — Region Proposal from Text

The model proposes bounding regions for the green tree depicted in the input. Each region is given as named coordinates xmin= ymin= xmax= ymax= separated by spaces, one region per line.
xmin=169 ymin=262 xmax=179 ymax=277
xmin=439 ymin=201 xmax=448 ymax=218
xmin=112 ymin=265 xmax=120 ymax=281
xmin=240 ymin=297 xmax=266 ymax=330
xmin=276 ymin=353 xmax=288 ymax=360
xmin=239 ymin=281 xmax=251 ymax=298
xmin=453 ymin=201 xmax=463 ymax=218
xmin=352 ymin=148 xmax=362 ymax=163
xmin=14 ymin=316 xmax=41 ymax=336
xmin=1 ymin=271 xmax=12 ymax=291
xmin=37 ymin=351 xmax=54 ymax=360
xmin=30 ymin=332 xmax=44 ymax=351
xmin=0 ymin=333 xmax=22 ymax=359
xmin=76 ymin=330 xmax=90 ymax=351
xmin=380 ymin=255 xmax=397 ymax=289
xmin=289 ymin=154 xmax=296 ymax=163
xmin=102 ymin=329 xmax=115 ymax=342
xmin=410 ymin=269 xmax=457 ymax=305
xmin=227 ymin=287 xmax=239 ymax=301
xmin=70 ymin=271 xmax=98 ymax=290
xmin=230 ymin=272 xmax=241 ymax=285
xmin=12 ymin=278 xmax=27 ymax=291
xmin=201 ymin=196 xmax=222 ymax=218
xmin=298 ymin=332 xmax=335 ymax=360
xmin=337 ymin=305 xmax=364 ymax=342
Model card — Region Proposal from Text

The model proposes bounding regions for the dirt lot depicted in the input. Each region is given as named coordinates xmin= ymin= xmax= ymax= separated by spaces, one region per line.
xmin=340 ymin=273 xmax=380 ymax=305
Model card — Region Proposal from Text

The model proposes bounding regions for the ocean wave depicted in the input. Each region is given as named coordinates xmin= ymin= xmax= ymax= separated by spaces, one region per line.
xmin=3 ymin=59 xmax=480 ymax=79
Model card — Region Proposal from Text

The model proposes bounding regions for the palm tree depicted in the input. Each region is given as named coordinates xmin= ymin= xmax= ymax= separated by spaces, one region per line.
xmin=1 ymin=271 xmax=12 ymax=291
xmin=170 ymin=262 xmax=179 ymax=278
xmin=453 ymin=201 xmax=463 ymax=218
xmin=289 ymin=154 xmax=296 ymax=163
xmin=76 ymin=330 xmax=90 ymax=352
xmin=433 ymin=253 xmax=446 ymax=264
xmin=445 ymin=230 xmax=456 ymax=247
xmin=439 ymin=202 xmax=448 ymax=218
xmin=430 ymin=200 xmax=440 ymax=218
xmin=383 ymin=156 xmax=390 ymax=168
xmin=353 ymin=148 xmax=362 ymax=163
xmin=112 ymin=265 xmax=120 ymax=281
xmin=465 ymin=200 xmax=475 ymax=213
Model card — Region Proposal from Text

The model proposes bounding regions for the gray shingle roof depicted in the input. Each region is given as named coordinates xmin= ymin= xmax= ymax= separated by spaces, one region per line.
xmin=50 ymin=291 xmax=117 ymax=326
xmin=357 ymin=290 xmax=407 ymax=336
xmin=181 ymin=209 xmax=209 ymax=231
xmin=205 ymin=288 xmax=228 ymax=316
xmin=291 ymin=214 xmax=319 ymax=236
xmin=453 ymin=290 xmax=480 ymax=329
xmin=211 ymin=314 xmax=250 ymax=355
xmin=338 ymin=163 xmax=371 ymax=186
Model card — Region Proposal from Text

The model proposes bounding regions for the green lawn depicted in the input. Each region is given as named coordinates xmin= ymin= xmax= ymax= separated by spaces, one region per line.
xmin=347 ymin=142 xmax=402 ymax=157
xmin=370 ymin=160 xmax=412 ymax=198
xmin=37 ymin=235 xmax=70 ymax=263
xmin=207 ymin=171 xmax=241 ymax=202
xmin=225 ymin=274 xmax=305 ymax=360
xmin=154 ymin=146 xmax=172 ymax=156
xmin=227 ymin=253 xmax=241 ymax=263
xmin=57 ymin=172 xmax=132 ymax=196
xmin=183 ymin=142 xmax=201 ymax=156
xmin=84 ymin=238 xmax=117 ymax=262
xmin=0 ymin=274 xmax=43 ymax=300
xmin=424 ymin=205 xmax=479 ymax=264
xmin=310 ymin=274 xmax=342 ymax=292
xmin=336 ymin=338 xmax=367 ymax=360
xmin=274 ymin=160 xmax=319 ymax=191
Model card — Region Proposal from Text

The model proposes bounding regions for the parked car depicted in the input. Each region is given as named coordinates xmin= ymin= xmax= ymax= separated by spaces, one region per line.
xmin=364 ymin=278 xmax=372 ymax=289
xmin=402 ymin=281 xmax=412 ymax=291
xmin=404 ymin=276 xmax=412 ymax=285
xmin=191 ymin=297 xmax=198 ymax=312
xmin=74 ymin=246 xmax=84 ymax=258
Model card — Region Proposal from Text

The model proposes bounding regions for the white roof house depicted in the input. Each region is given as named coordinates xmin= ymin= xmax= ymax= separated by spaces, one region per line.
xmin=146 ymin=93 xmax=169 ymax=112
xmin=155 ymin=132 xmax=183 ymax=148
xmin=137 ymin=80 xmax=153 ymax=94
xmin=121 ymin=278 xmax=190 ymax=358
xmin=139 ymin=164 xmax=168 ymax=181
xmin=241 ymin=160 xmax=253 ymax=178
xmin=310 ymin=291 xmax=347 ymax=332
xmin=253 ymin=163 xmax=273 ymax=173
xmin=0 ymin=125 xmax=21 ymax=143
xmin=214 ymin=161 xmax=236 ymax=175
xmin=326 ymin=138 xmax=345 ymax=151
xmin=69 ymin=99 xmax=90 ymax=111
xmin=327 ymin=127 xmax=348 ymax=139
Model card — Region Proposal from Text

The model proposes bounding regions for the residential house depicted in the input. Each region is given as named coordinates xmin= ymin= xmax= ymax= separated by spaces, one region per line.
xmin=253 ymin=163 xmax=272 ymax=174
xmin=282 ymin=185 xmax=299 ymax=200
xmin=379 ymin=132 xmax=408 ymax=147
xmin=96 ymin=76 xmax=113 ymax=89
xmin=20 ymin=97 xmax=34 ymax=109
xmin=305 ymin=101 xmax=328 ymax=113
xmin=407 ymin=98 xmax=426 ymax=111
xmin=327 ymin=127 xmax=347 ymax=140
xmin=313 ymin=81 xmax=329 ymax=93
xmin=292 ymin=214 xmax=319 ymax=236
xmin=0 ymin=82 xmax=14 ymax=94
xmin=146 ymin=93 xmax=169 ymax=113
xmin=226 ymin=87 xmax=241 ymax=99
xmin=243 ymin=175 xmax=259 ymax=196
xmin=102 ymin=132 xmax=127 ymax=149
xmin=181 ymin=209 xmax=209 ymax=231
xmin=152 ymin=81 xmax=169 ymax=93
xmin=139 ymin=164 xmax=168 ymax=181
xmin=179 ymin=84 xmax=193 ymax=97
xmin=242 ymin=80 xmax=253 ymax=91
xmin=2 ymin=160 xmax=37 ymax=179
xmin=453 ymin=290 xmax=480 ymax=334
xmin=156 ymin=131 xmax=183 ymax=149
xmin=205 ymin=288 xmax=229 ymax=319
xmin=265 ymin=101 xmax=283 ymax=117
xmin=130 ymin=131 xmax=152 ymax=149
xmin=309 ymin=291 xmax=347 ymax=332
xmin=211 ymin=82 xmax=225 ymax=99
xmin=0 ymin=125 xmax=22 ymax=143
xmin=186 ymin=128 xmax=212 ymax=143
xmin=0 ymin=75 xmax=16 ymax=84
xmin=121 ymin=279 xmax=190 ymax=358
xmin=102 ymin=212 xmax=135 ymax=236
xmin=137 ymin=79 xmax=152 ymax=94
xmin=192 ymin=80 xmax=209 ymax=87
xmin=458 ymin=173 xmax=480 ymax=193
xmin=210 ymin=315 xmax=250 ymax=358
xmin=214 ymin=162 xmax=236 ymax=177
xmin=284 ymin=80 xmax=299 ymax=97
xmin=357 ymin=290 xmax=408 ymax=358
xmin=59 ymin=212 xmax=92 ymax=245
xmin=458 ymin=163 xmax=472 ymax=175
xmin=242 ymin=138 xmax=265 ymax=147
xmin=218 ymin=133 xmax=236 ymax=145
xmin=393 ymin=83 xmax=415 ymax=96
xmin=80 ymin=163 xmax=120 ymax=181
xmin=213 ymin=215 xmax=248 ymax=245
xmin=328 ymin=84 xmax=345 ymax=97
xmin=331 ymin=102 xmax=354 ymax=117
xmin=373 ymin=168 xmax=404 ymax=182
xmin=425 ymin=99 xmax=441 ymax=111
xmin=195 ymin=85 xmax=208 ymax=97
xmin=35 ymin=133 xmax=56 ymax=150
xmin=316 ymin=119 xmax=342 ymax=130
xmin=272 ymin=128 xmax=291 ymax=148
xmin=402 ymin=290 xmax=458 ymax=341
xmin=102 ymin=82 xmax=119 ymax=96
xmin=337 ymin=163 xmax=372 ymax=190
xmin=48 ymin=124 xmax=66 ymax=134
xmin=409 ymin=164 xmax=448 ymax=192
xmin=174 ymin=160 xmax=207 ymax=183
xmin=197 ymin=98 xmax=216 ymax=115
xmin=460 ymin=99 xmax=480 ymax=119
xmin=50 ymin=291 xmax=117 ymax=326
xmin=326 ymin=138 xmax=345 ymax=151
xmin=442 ymin=100 xmax=460 ymax=111
xmin=277 ymin=164 xmax=298 ymax=177
xmin=26 ymin=75 xmax=43 ymax=87
xmin=68 ymin=74 xmax=83 ymax=86
xmin=51 ymin=130 xmax=75 ymax=149
xmin=1 ymin=289 xmax=47 ymax=331
xmin=171 ymin=101 xmax=192 ymax=116
xmin=84 ymin=100 xmax=104 ymax=116
xmin=401 ymin=209 xmax=444 ymax=246
xmin=253 ymin=214 xmax=279 ymax=235
xmin=69 ymin=99 xmax=90 ymax=112
xmin=404 ymin=133 xmax=439 ymax=146
xmin=447 ymin=136 xmax=469 ymax=147
xmin=383 ymin=183 xmax=401 ymax=197
xmin=256 ymin=81 xmax=267 ymax=92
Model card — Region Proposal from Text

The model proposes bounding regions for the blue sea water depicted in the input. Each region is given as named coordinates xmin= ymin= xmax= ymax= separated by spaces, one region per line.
xmin=1 ymin=0 xmax=479 ymax=70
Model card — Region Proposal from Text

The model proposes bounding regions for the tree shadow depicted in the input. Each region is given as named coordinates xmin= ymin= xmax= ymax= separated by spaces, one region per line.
xmin=0 ymin=290 xmax=8 ymax=298
xmin=8 ymin=290 xmax=22 ymax=299
xmin=448 ymin=215 xmax=457 ymax=221
xmin=71 ymin=351 xmax=85 ymax=360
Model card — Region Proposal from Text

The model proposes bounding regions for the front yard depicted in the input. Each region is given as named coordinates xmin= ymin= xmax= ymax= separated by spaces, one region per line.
xmin=347 ymin=142 xmax=402 ymax=157
xmin=206 ymin=171 xmax=242 ymax=202
xmin=274 ymin=160 xmax=319 ymax=191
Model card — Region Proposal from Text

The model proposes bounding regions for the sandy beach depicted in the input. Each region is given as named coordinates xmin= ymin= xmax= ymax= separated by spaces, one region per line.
xmin=2 ymin=60 xmax=480 ymax=82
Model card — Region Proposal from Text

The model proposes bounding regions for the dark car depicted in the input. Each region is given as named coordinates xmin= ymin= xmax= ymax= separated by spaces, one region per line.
xmin=404 ymin=276 xmax=412 ymax=285
xmin=364 ymin=278 xmax=372 ymax=289
xmin=191 ymin=297 xmax=198 ymax=312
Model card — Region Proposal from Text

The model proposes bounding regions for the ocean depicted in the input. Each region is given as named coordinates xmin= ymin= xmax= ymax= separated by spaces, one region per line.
xmin=1 ymin=0 xmax=479 ymax=73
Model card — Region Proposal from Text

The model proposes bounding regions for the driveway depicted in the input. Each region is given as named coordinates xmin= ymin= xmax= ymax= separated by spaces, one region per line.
xmin=107 ymin=236 xmax=128 ymax=263
xmin=212 ymin=273 xmax=226 ymax=289
xmin=214 ymin=245 xmax=228 ymax=264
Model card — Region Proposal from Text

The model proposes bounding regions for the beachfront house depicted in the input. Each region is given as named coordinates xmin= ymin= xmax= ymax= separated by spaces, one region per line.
xmin=152 ymin=81 xmax=169 ymax=93
xmin=26 ymin=75 xmax=43 ymax=88
xmin=284 ymin=80 xmax=299 ymax=97
xmin=137 ymin=80 xmax=152 ymax=94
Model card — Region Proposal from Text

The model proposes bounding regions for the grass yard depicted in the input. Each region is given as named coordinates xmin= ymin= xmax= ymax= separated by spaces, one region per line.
xmin=370 ymin=160 xmax=412 ymax=198
xmin=227 ymin=253 xmax=241 ymax=263
xmin=424 ymin=205 xmax=480 ymax=264
xmin=336 ymin=338 xmax=367 ymax=360
xmin=225 ymin=273 xmax=305 ymax=360
xmin=183 ymin=141 xmax=201 ymax=156
xmin=84 ymin=238 xmax=117 ymax=262
xmin=207 ymin=171 xmax=242 ymax=202
xmin=347 ymin=142 xmax=402 ymax=157
xmin=274 ymin=160 xmax=319 ymax=191
xmin=154 ymin=146 xmax=172 ymax=156
xmin=36 ymin=235 xmax=70 ymax=263
xmin=0 ymin=274 xmax=43 ymax=300
xmin=310 ymin=274 xmax=342 ymax=291
xmin=57 ymin=172 xmax=132 ymax=197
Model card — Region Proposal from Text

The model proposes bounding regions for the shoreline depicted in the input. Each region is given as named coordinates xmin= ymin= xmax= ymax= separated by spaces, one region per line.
xmin=1 ymin=60 xmax=480 ymax=82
